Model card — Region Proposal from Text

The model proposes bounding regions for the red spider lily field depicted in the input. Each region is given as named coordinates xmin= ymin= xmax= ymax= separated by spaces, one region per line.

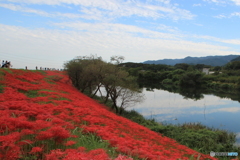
xmin=0 ymin=69 xmax=217 ymax=160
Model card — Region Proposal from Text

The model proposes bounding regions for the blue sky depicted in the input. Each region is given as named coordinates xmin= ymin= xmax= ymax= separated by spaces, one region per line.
xmin=0 ymin=0 xmax=240 ymax=69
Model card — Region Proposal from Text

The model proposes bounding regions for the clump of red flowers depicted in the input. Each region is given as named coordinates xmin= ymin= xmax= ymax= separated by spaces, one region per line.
xmin=0 ymin=69 xmax=217 ymax=160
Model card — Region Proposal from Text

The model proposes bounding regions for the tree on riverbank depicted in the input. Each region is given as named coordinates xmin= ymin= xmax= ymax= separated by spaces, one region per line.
xmin=64 ymin=55 xmax=144 ymax=114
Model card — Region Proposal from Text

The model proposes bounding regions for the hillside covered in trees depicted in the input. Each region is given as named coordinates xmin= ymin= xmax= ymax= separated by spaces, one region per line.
xmin=120 ymin=59 xmax=240 ymax=92
xmin=231 ymin=56 xmax=240 ymax=62
xmin=143 ymin=55 xmax=239 ymax=66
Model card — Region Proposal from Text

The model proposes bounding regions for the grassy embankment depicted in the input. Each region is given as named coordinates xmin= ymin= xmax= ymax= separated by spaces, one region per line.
xmin=0 ymin=69 xmax=132 ymax=159
xmin=0 ymin=68 xmax=235 ymax=160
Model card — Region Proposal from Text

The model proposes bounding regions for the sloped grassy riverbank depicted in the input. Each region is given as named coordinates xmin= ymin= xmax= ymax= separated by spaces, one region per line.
xmin=0 ymin=68 xmax=235 ymax=159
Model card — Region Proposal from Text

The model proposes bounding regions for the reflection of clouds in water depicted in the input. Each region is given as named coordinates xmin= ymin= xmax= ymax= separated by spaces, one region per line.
xmin=132 ymin=89 xmax=240 ymax=116
xmin=236 ymin=132 xmax=240 ymax=139
xmin=140 ymin=107 xmax=240 ymax=117
xmin=135 ymin=89 xmax=231 ymax=109
xmin=130 ymin=88 xmax=240 ymax=128
xmin=217 ymin=107 xmax=240 ymax=113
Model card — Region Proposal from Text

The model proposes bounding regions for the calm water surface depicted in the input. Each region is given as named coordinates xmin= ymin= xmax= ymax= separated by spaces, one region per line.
xmin=128 ymin=88 xmax=240 ymax=146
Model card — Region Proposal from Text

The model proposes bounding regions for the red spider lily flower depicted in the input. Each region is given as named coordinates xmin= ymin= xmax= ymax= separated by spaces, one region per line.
xmin=70 ymin=135 xmax=78 ymax=138
xmin=45 ymin=149 xmax=65 ymax=160
xmin=88 ymin=148 xmax=109 ymax=159
xmin=48 ymin=126 xmax=70 ymax=142
xmin=1 ymin=145 xmax=21 ymax=160
xmin=0 ymin=132 xmax=21 ymax=149
xmin=30 ymin=147 xmax=43 ymax=154
xmin=65 ymin=140 xmax=76 ymax=146
xmin=36 ymin=126 xmax=70 ymax=143
xmin=36 ymin=129 xmax=54 ymax=141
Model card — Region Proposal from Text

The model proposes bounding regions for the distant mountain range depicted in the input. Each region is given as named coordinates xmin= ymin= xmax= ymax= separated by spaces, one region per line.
xmin=231 ymin=56 xmax=240 ymax=62
xmin=143 ymin=55 xmax=240 ymax=66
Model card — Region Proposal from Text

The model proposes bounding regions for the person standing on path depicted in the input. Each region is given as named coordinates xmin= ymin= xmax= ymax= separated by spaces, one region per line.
xmin=2 ymin=60 xmax=5 ymax=67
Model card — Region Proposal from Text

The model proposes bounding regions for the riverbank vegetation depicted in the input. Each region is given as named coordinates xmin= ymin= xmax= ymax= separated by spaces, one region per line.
xmin=120 ymin=60 xmax=240 ymax=92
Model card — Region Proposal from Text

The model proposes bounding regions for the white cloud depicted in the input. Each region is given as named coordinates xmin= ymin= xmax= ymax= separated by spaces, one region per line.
xmin=219 ymin=39 xmax=240 ymax=45
xmin=53 ymin=21 xmax=240 ymax=47
xmin=230 ymin=12 xmax=240 ymax=17
xmin=214 ymin=14 xmax=227 ymax=18
xmin=1 ymin=19 xmax=240 ymax=69
xmin=0 ymin=3 xmax=90 ymax=19
xmin=204 ymin=0 xmax=240 ymax=5
xmin=205 ymin=0 xmax=217 ymax=2
xmin=52 ymin=21 xmax=180 ymax=40
xmin=231 ymin=0 xmax=240 ymax=5
xmin=3 ymin=0 xmax=195 ymax=20
xmin=156 ymin=24 xmax=179 ymax=32
xmin=192 ymin=34 xmax=240 ymax=45
xmin=193 ymin=3 xmax=202 ymax=7
xmin=0 ymin=3 xmax=50 ymax=16
xmin=203 ymin=0 xmax=226 ymax=4
xmin=213 ymin=12 xmax=240 ymax=19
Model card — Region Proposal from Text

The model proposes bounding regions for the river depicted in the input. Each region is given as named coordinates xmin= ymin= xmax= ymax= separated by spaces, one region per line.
xmin=128 ymin=87 xmax=240 ymax=146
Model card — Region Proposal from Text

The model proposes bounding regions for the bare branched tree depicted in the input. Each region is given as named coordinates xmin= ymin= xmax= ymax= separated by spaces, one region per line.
xmin=118 ymin=87 xmax=145 ymax=114
xmin=64 ymin=55 xmax=145 ymax=114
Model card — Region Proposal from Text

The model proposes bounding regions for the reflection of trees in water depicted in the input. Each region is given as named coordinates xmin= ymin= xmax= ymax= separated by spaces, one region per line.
xmin=179 ymin=87 xmax=204 ymax=101
xmin=140 ymin=82 xmax=240 ymax=102
xmin=142 ymin=82 xmax=204 ymax=100
xmin=208 ymin=90 xmax=240 ymax=103
xmin=160 ymin=85 xmax=204 ymax=101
